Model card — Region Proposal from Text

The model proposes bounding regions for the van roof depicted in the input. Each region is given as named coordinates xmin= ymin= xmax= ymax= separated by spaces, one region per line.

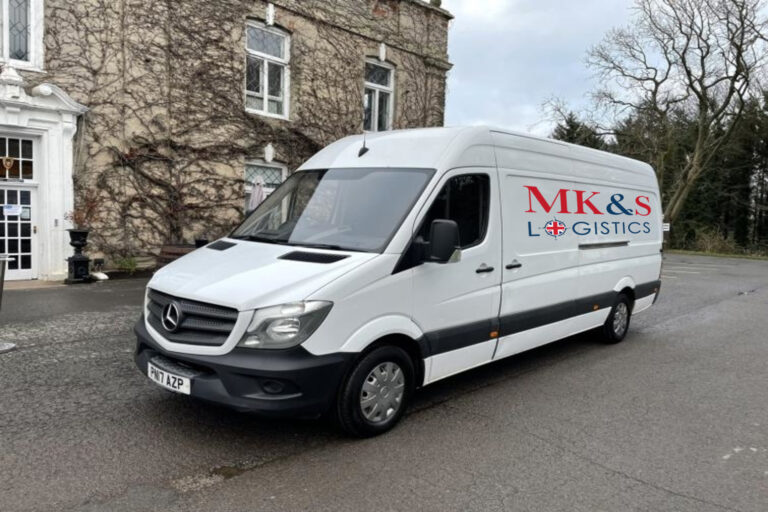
xmin=298 ymin=126 xmax=657 ymax=188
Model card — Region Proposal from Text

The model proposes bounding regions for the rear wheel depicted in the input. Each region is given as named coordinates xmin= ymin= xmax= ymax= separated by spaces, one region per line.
xmin=336 ymin=345 xmax=414 ymax=437
xmin=601 ymin=293 xmax=631 ymax=344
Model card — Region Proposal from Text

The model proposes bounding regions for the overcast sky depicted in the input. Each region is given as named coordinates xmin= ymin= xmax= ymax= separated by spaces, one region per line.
xmin=440 ymin=0 xmax=636 ymax=135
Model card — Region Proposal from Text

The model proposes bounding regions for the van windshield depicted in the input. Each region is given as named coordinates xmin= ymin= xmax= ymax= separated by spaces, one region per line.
xmin=231 ymin=168 xmax=435 ymax=252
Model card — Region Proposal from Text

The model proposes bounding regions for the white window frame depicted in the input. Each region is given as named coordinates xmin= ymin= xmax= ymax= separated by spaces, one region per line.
xmin=1 ymin=0 xmax=44 ymax=71
xmin=244 ymin=160 xmax=287 ymax=212
xmin=244 ymin=21 xmax=291 ymax=120
xmin=363 ymin=59 xmax=395 ymax=132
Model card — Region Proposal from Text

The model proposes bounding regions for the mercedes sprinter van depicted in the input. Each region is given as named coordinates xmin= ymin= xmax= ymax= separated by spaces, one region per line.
xmin=134 ymin=126 xmax=662 ymax=437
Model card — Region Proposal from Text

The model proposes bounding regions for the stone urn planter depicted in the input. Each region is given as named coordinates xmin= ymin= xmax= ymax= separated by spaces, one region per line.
xmin=66 ymin=228 xmax=92 ymax=283
xmin=67 ymin=228 xmax=90 ymax=253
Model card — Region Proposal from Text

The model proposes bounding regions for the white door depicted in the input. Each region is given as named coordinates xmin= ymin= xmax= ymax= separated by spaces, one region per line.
xmin=410 ymin=169 xmax=503 ymax=383
xmin=0 ymin=137 xmax=38 ymax=281
xmin=493 ymin=172 xmax=580 ymax=360
xmin=0 ymin=185 xmax=37 ymax=280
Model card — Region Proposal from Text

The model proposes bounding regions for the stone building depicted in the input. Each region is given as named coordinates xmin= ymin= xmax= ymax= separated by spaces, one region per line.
xmin=0 ymin=0 xmax=452 ymax=281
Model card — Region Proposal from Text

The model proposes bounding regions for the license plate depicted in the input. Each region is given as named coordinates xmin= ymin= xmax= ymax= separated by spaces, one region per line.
xmin=147 ymin=362 xmax=191 ymax=395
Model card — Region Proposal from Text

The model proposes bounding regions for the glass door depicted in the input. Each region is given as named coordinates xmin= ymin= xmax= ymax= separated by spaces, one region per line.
xmin=0 ymin=137 xmax=36 ymax=280
xmin=0 ymin=187 xmax=35 ymax=280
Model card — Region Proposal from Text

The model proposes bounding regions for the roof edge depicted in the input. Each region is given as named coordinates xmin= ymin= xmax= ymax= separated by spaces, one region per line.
xmin=403 ymin=0 xmax=454 ymax=19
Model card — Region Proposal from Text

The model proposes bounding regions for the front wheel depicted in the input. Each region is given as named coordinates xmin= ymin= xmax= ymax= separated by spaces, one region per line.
xmin=601 ymin=293 xmax=632 ymax=344
xmin=336 ymin=346 xmax=414 ymax=437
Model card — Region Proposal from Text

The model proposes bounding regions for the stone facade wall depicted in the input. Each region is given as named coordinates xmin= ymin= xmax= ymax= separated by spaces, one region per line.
xmin=31 ymin=0 xmax=452 ymax=263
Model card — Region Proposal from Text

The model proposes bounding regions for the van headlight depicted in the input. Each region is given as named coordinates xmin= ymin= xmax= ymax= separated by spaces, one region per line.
xmin=238 ymin=301 xmax=333 ymax=349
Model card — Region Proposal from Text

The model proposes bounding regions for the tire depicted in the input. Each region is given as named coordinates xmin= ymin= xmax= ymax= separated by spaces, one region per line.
xmin=336 ymin=345 xmax=414 ymax=438
xmin=601 ymin=293 xmax=632 ymax=344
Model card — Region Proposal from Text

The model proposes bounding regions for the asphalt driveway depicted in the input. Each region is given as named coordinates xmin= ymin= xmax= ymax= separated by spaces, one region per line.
xmin=1 ymin=253 xmax=767 ymax=512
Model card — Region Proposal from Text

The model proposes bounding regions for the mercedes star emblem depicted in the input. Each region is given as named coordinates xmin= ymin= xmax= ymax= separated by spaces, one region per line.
xmin=161 ymin=302 xmax=182 ymax=332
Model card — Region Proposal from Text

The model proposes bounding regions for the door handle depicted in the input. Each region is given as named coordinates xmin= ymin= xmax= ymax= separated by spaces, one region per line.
xmin=476 ymin=264 xmax=495 ymax=274
xmin=505 ymin=260 xmax=522 ymax=270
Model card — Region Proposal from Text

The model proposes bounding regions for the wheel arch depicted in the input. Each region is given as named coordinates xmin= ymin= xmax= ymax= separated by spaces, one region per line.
xmin=613 ymin=277 xmax=637 ymax=307
xmin=356 ymin=333 xmax=427 ymax=389
xmin=339 ymin=315 xmax=427 ymax=388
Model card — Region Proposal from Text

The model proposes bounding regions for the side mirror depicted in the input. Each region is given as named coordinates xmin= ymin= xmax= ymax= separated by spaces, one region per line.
xmin=428 ymin=219 xmax=460 ymax=263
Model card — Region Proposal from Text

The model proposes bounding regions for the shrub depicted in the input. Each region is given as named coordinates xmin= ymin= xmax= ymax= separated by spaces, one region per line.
xmin=693 ymin=228 xmax=740 ymax=254
xmin=113 ymin=256 xmax=138 ymax=275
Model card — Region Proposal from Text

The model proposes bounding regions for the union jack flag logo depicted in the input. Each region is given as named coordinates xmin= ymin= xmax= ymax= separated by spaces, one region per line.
xmin=544 ymin=219 xmax=567 ymax=238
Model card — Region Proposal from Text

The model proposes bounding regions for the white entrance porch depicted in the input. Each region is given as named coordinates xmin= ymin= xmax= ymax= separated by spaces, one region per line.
xmin=0 ymin=66 xmax=87 ymax=281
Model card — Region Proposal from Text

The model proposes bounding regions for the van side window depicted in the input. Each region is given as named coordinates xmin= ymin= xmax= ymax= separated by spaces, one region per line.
xmin=419 ymin=174 xmax=490 ymax=249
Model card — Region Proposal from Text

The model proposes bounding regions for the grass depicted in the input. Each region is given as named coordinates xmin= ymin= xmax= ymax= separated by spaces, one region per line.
xmin=666 ymin=248 xmax=768 ymax=261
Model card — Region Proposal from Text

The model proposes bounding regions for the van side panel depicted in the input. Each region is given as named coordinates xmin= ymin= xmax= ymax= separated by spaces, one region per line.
xmin=494 ymin=169 xmax=582 ymax=360
xmin=567 ymin=147 xmax=663 ymax=308
xmin=497 ymin=172 xmax=580 ymax=310
xmin=575 ymin=180 xmax=662 ymax=306
xmin=491 ymin=133 xmax=582 ymax=360
xmin=491 ymin=132 xmax=662 ymax=362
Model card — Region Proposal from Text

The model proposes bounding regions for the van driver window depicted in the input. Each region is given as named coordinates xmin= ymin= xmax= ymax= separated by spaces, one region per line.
xmin=419 ymin=174 xmax=490 ymax=249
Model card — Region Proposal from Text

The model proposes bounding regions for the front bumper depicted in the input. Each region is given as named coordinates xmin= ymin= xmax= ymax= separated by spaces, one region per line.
xmin=134 ymin=317 xmax=354 ymax=417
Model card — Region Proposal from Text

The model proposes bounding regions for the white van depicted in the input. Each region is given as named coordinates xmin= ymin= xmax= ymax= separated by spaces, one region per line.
xmin=134 ymin=126 xmax=662 ymax=436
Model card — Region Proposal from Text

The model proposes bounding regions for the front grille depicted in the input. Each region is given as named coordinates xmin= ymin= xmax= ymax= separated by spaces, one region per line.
xmin=147 ymin=289 xmax=239 ymax=346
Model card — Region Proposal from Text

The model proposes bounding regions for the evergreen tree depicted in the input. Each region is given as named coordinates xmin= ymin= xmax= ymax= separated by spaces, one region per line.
xmin=551 ymin=112 xmax=605 ymax=150
xmin=608 ymin=95 xmax=768 ymax=253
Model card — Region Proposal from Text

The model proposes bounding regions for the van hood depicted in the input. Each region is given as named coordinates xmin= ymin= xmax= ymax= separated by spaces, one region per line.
xmin=148 ymin=239 xmax=378 ymax=311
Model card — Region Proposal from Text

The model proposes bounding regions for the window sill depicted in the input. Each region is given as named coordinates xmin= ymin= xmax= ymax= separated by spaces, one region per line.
xmin=245 ymin=108 xmax=290 ymax=121
xmin=0 ymin=179 xmax=39 ymax=186
xmin=3 ymin=59 xmax=45 ymax=73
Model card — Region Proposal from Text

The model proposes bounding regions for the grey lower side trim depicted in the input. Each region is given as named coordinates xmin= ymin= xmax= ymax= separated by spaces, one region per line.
xmin=499 ymin=291 xmax=615 ymax=338
xmin=636 ymin=280 xmax=661 ymax=300
xmin=424 ymin=280 xmax=661 ymax=357
xmin=423 ymin=318 xmax=498 ymax=357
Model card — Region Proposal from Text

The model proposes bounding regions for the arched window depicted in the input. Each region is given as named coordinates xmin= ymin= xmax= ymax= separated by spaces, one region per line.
xmin=245 ymin=21 xmax=290 ymax=119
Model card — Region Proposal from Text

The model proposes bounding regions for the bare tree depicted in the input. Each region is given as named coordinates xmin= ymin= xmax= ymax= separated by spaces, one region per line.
xmin=588 ymin=0 xmax=768 ymax=222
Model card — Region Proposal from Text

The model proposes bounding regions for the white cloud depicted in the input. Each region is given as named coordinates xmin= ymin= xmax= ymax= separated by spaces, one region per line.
xmin=441 ymin=0 xmax=636 ymax=135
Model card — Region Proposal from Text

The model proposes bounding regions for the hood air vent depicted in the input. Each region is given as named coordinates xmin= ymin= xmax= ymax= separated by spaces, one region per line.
xmin=207 ymin=240 xmax=237 ymax=251
xmin=279 ymin=251 xmax=349 ymax=264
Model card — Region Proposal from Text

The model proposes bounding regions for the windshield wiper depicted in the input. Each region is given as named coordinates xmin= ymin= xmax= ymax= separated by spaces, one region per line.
xmin=232 ymin=236 xmax=360 ymax=252
xmin=289 ymin=242 xmax=357 ymax=252
xmin=231 ymin=235 xmax=285 ymax=245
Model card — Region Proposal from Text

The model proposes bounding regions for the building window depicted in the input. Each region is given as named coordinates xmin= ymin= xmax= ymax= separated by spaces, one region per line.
xmin=363 ymin=60 xmax=394 ymax=132
xmin=245 ymin=162 xmax=287 ymax=212
xmin=0 ymin=0 xmax=42 ymax=68
xmin=0 ymin=137 xmax=34 ymax=180
xmin=245 ymin=22 xmax=290 ymax=119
